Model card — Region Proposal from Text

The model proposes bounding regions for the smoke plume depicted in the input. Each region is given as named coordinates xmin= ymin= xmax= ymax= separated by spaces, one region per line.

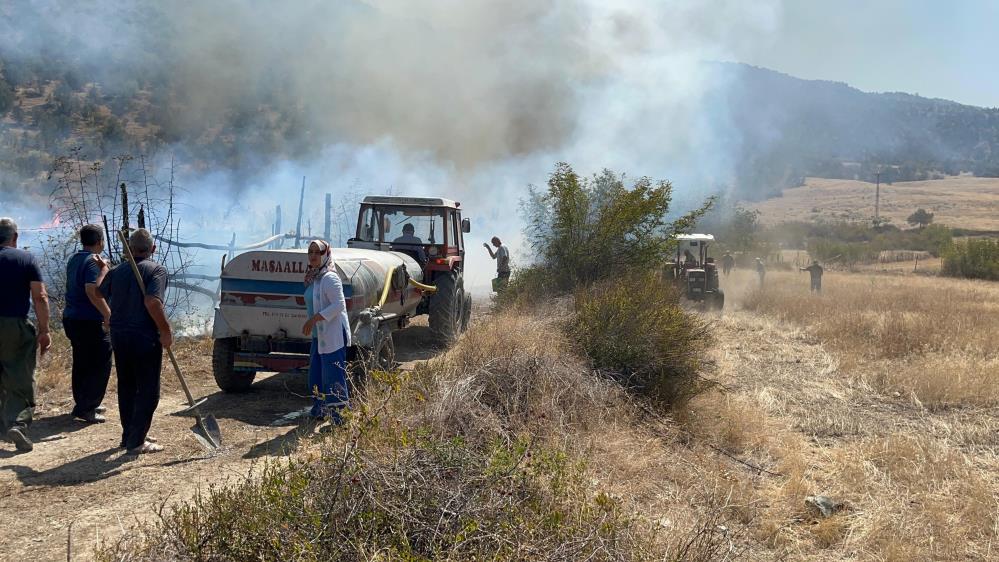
xmin=1 ymin=0 xmax=783 ymax=289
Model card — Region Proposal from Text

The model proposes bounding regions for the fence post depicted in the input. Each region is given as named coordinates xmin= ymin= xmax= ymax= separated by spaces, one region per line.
xmin=275 ymin=205 xmax=282 ymax=249
xmin=294 ymin=176 xmax=305 ymax=249
xmin=324 ymin=193 xmax=332 ymax=243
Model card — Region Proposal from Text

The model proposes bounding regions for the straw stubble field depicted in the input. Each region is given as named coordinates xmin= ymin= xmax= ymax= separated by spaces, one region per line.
xmin=746 ymin=176 xmax=999 ymax=232
xmin=5 ymin=270 xmax=998 ymax=560
xmin=692 ymin=269 xmax=999 ymax=559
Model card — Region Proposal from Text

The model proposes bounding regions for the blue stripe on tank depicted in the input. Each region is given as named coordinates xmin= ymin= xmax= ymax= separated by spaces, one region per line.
xmin=221 ymin=278 xmax=353 ymax=297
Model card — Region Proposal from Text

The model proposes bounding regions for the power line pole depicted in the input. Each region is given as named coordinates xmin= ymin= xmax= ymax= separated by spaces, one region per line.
xmin=874 ymin=169 xmax=881 ymax=226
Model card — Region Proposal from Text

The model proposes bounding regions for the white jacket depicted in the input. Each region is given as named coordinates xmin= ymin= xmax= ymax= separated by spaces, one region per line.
xmin=312 ymin=270 xmax=351 ymax=354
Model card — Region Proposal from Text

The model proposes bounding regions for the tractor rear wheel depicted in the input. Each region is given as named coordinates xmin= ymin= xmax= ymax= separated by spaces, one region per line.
xmin=429 ymin=271 xmax=460 ymax=345
xmin=213 ymin=337 xmax=256 ymax=393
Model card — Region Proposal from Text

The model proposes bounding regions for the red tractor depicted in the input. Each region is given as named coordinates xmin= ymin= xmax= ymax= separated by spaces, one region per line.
xmin=348 ymin=196 xmax=472 ymax=344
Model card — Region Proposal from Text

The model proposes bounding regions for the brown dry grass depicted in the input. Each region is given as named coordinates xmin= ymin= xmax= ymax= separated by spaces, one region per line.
xmin=740 ymin=270 xmax=999 ymax=409
xmin=745 ymin=176 xmax=999 ymax=231
xmin=683 ymin=269 xmax=999 ymax=559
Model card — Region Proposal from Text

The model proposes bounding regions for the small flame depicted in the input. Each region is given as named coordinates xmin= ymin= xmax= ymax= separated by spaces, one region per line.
xmin=40 ymin=213 xmax=62 ymax=229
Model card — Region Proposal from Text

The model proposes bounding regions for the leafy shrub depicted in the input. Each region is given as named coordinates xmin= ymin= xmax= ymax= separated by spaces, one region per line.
xmin=570 ymin=273 xmax=713 ymax=406
xmin=492 ymin=264 xmax=556 ymax=309
xmin=519 ymin=163 xmax=712 ymax=293
xmin=942 ymin=238 xmax=999 ymax=280
xmin=791 ymin=222 xmax=954 ymax=264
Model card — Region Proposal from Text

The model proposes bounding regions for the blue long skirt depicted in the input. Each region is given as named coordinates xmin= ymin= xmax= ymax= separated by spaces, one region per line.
xmin=308 ymin=330 xmax=349 ymax=422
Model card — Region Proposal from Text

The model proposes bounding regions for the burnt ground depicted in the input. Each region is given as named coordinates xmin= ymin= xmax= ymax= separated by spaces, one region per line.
xmin=0 ymin=318 xmax=445 ymax=562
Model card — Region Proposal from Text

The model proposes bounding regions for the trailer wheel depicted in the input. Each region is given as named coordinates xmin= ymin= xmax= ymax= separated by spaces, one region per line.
xmin=370 ymin=329 xmax=395 ymax=371
xmin=213 ymin=337 xmax=256 ymax=393
xmin=429 ymin=271 xmax=460 ymax=345
xmin=353 ymin=330 xmax=394 ymax=394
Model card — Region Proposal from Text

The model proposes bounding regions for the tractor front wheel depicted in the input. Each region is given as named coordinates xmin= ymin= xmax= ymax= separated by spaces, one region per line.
xmin=712 ymin=289 xmax=725 ymax=311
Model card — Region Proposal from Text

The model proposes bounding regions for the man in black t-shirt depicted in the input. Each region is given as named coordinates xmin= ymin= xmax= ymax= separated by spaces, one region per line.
xmin=0 ymin=218 xmax=51 ymax=452
xmin=63 ymin=224 xmax=113 ymax=423
xmin=100 ymin=228 xmax=172 ymax=455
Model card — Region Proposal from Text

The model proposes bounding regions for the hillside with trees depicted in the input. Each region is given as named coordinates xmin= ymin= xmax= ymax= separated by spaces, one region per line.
xmin=4 ymin=20 xmax=999 ymax=206
xmin=720 ymin=63 xmax=999 ymax=198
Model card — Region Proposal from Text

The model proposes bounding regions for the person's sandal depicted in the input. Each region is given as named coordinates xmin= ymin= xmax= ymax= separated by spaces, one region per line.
xmin=119 ymin=436 xmax=157 ymax=449
xmin=126 ymin=441 xmax=164 ymax=455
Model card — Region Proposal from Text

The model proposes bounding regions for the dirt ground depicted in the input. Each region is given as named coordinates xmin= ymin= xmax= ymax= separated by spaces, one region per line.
xmin=0 ymin=320 xmax=440 ymax=562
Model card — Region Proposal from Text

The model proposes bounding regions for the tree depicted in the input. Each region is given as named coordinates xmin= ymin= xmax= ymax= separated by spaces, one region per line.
xmin=0 ymin=75 xmax=14 ymax=114
xmin=522 ymin=163 xmax=713 ymax=290
xmin=724 ymin=206 xmax=761 ymax=252
xmin=907 ymin=208 xmax=935 ymax=229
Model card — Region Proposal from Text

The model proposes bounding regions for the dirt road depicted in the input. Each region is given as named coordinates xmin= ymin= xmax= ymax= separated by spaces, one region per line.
xmin=0 ymin=323 xmax=439 ymax=562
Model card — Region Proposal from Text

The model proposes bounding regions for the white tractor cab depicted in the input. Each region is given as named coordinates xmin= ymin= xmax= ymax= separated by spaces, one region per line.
xmin=210 ymin=196 xmax=472 ymax=393
xmin=665 ymin=234 xmax=724 ymax=310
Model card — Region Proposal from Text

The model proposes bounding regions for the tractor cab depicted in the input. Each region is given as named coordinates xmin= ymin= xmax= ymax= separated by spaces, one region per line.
xmin=349 ymin=196 xmax=469 ymax=277
xmin=348 ymin=196 xmax=472 ymax=342
xmin=666 ymin=234 xmax=724 ymax=310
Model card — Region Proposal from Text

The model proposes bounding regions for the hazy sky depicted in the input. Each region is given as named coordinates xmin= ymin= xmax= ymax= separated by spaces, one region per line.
xmin=744 ymin=0 xmax=999 ymax=108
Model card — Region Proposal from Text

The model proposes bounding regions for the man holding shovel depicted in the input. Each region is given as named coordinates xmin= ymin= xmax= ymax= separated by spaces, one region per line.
xmin=100 ymin=229 xmax=170 ymax=454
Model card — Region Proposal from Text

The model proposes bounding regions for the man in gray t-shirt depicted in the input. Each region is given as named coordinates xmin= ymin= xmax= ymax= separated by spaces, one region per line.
xmin=484 ymin=237 xmax=511 ymax=291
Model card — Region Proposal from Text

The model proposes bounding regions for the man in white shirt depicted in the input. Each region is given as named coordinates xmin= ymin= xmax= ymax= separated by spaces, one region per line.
xmin=483 ymin=237 xmax=511 ymax=291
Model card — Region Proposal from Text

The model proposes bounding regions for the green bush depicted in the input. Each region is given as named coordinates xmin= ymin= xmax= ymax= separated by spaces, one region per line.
xmin=492 ymin=264 xmax=555 ymax=309
xmin=942 ymin=238 xmax=999 ymax=280
xmin=791 ymin=222 xmax=954 ymax=265
xmin=570 ymin=273 xmax=713 ymax=406
xmin=520 ymin=163 xmax=712 ymax=293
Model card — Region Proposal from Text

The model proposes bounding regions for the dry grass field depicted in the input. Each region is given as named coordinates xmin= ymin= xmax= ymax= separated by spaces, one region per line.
xmin=8 ymin=271 xmax=999 ymax=560
xmin=686 ymin=269 xmax=999 ymax=560
xmin=746 ymin=176 xmax=999 ymax=231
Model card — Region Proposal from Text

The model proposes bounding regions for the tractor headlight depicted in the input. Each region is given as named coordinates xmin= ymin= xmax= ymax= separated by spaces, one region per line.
xmin=428 ymin=246 xmax=439 ymax=257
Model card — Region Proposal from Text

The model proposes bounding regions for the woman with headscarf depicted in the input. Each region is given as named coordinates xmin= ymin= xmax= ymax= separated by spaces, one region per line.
xmin=302 ymin=240 xmax=351 ymax=422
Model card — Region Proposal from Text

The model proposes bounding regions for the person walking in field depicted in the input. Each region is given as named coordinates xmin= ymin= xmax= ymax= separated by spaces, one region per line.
xmin=755 ymin=257 xmax=766 ymax=288
xmin=801 ymin=259 xmax=824 ymax=293
xmin=484 ymin=236 xmax=511 ymax=292
xmin=301 ymin=239 xmax=350 ymax=423
xmin=0 ymin=218 xmax=51 ymax=452
xmin=722 ymin=251 xmax=735 ymax=276
xmin=63 ymin=225 xmax=112 ymax=424
xmin=99 ymin=229 xmax=171 ymax=454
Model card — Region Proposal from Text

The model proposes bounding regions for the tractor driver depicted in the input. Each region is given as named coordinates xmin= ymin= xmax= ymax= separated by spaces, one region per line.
xmin=392 ymin=223 xmax=426 ymax=264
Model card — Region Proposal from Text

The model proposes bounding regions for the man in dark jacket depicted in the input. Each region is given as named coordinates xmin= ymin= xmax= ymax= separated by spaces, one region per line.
xmin=0 ymin=218 xmax=50 ymax=452
xmin=63 ymin=224 xmax=112 ymax=423
xmin=100 ymin=229 xmax=172 ymax=454
xmin=800 ymin=260 xmax=824 ymax=293
xmin=721 ymin=252 xmax=735 ymax=276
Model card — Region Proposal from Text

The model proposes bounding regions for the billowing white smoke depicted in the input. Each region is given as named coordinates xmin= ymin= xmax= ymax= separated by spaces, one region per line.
xmin=1 ymin=0 xmax=782 ymax=291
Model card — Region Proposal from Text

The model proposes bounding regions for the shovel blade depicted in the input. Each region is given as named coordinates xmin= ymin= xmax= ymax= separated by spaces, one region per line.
xmin=190 ymin=428 xmax=218 ymax=451
xmin=202 ymin=414 xmax=223 ymax=447
xmin=190 ymin=414 xmax=223 ymax=451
